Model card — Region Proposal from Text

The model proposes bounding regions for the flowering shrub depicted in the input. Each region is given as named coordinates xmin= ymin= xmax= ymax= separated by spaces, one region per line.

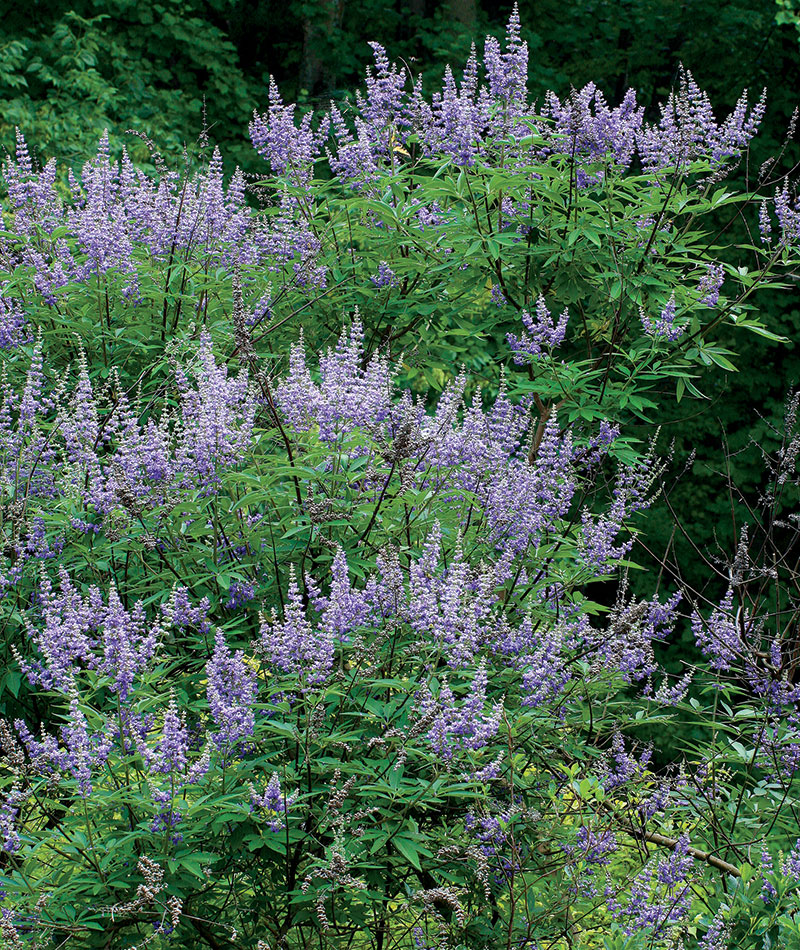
xmin=0 ymin=9 xmax=800 ymax=949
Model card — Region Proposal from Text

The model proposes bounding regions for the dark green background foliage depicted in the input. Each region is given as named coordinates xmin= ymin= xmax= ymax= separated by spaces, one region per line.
xmin=0 ymin=0 xmax=798 ymax=703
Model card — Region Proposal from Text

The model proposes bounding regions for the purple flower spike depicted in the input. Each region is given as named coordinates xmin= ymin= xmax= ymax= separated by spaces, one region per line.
xmin=20 ymin=570 xmax=158 ymax=700
xmin=250 ymin=77 xmax=328 ymax=186
xmin=697 ymin=262 xmax=724 ymax=307
xmin=258 ymin=567 xmax=336 ymax=685
xmin=507 ymin=296 xmax=569 ymax=362
xmin=415 ymin=662 xmax=503 ymax=761
xmin=638 ymin=69 xmax=765 ymax=173
xmin=175 ymin=331 xmax=256 ymax=488
xmin=206 ymin=631 xmax=257 ymax=750
xmin=641 ymin=296 xmax=685 ymax=341
xmin=147 ymin=697 xmax=190 ymax=775
xmin=250 ymin=772 xmax=296 ymax=832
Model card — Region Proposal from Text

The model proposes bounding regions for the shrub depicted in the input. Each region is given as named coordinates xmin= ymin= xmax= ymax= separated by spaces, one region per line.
xmin=0 ymin=9 xmax=799 ymax=949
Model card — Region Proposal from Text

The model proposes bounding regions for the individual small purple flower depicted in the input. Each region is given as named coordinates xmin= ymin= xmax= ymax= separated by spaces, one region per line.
xmin=206 ymin=631 xmax=257 ymax=750
xmin=697 ymin=262 xmax=724 ymax=307
xmin=507 ymin=296 xmax=569 ymax=362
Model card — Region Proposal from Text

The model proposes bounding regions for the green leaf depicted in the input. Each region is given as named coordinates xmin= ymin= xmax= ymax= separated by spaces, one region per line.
xmin=393 ymin=835 xmax=423 ymax=870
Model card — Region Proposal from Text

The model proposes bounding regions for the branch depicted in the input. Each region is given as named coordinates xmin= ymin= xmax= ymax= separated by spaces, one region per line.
xmin=617 ymin=819 xmax=742 ymax=877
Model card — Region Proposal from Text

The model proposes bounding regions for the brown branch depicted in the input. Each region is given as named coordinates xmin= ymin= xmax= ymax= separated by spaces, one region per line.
xmin=617 ymin=818 xmax=742 ymax=877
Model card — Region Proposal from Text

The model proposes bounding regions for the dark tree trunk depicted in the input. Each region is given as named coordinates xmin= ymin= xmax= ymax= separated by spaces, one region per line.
xmin=300 ymin=0 xmax=345 ymax=96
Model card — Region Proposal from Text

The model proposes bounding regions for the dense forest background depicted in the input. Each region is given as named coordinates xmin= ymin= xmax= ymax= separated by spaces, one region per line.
xmin=2 ymin=0 xmax=799 ymax=688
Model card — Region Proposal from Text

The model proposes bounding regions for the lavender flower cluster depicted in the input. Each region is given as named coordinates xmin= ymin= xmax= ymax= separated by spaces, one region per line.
xmin=0 ymin=126 xmax=324 ymax=333
xmin=0 ymin=332 xmax=255 ymax=555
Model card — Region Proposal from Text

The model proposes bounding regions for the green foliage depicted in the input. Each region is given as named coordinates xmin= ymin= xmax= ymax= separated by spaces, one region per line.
xmin=0 ymin=2 xmax=259 ymax=171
